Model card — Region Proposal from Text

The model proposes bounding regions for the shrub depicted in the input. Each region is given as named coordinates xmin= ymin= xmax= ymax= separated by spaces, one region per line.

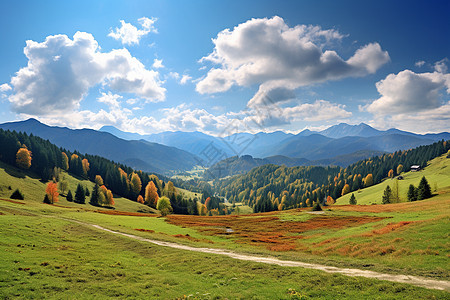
xmin=312 ymin=202 xmax=322 ymax=211
xmin=10 ymin=189 xmax=24 ymax=200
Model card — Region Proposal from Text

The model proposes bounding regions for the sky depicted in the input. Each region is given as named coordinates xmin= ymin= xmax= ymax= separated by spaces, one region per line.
xmin=0 ymin=0 xmax=449 ymax=135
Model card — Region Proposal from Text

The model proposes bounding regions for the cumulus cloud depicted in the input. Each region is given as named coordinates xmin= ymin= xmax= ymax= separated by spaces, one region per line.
xmin=0 ymin=83 xmax=12 ymax=92
xmin=367 ymin=69 xmax=450 ymax=115
xmin=366 ymin=60 xmax=450 ymax=133
xmin=7 ymin=32 xmax=165 ymax=115
xmin=415 ymin=60 xmax=425 ymax=67
xmin=97 ymin=92 xmax=122 ymax=109
xmin=196 ymin=16 xmax=389 ymax=106
xmin=152 ymin=58 xmax=164 ymax=69
xmin=180 ymin=74 xmax=192 ymax=85
xmin=108 ymin=17 xmax=157 ymax=45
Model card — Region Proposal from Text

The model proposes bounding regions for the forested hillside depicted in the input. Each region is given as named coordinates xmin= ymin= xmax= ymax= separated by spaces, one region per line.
xmin=214 ymin=140 xmax=449 ymax=212
xmin=0 ymin=129 xmax=202 ymax=215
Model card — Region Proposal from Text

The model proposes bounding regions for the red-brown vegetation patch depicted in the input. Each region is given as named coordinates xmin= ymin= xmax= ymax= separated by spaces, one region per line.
xmin=172 ymin=233 xmax=214 ymax=244
xmin=363 ymin=221 xmax=413 ymax=237
xmin=0 ymin=198 xmax=25 ymax=205
xmin=95 ymin=210 xmax=157 ymax=217
xmin=167 ymin=214 xmax=384 ymax=252
xmin=134 ymin=228 xmax=155 ymax=233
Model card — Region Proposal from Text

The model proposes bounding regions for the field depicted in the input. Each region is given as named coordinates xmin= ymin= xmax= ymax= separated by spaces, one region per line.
xmin=1 ymin=199 xmax=449 ymax=299
xmin=337 ymin=155 xmax=450 ymax=205
xmin=1 ymin=156 xmax=449 ymax=298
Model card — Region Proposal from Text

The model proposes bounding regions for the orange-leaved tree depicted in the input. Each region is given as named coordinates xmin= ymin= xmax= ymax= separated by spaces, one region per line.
xmin=45 ymin=182 xmax=59 ymax=204
xmin=341 ymin=184 xmax=350 ymax=196
xmin=137 ymin=195 xmax=144 ymax=204
xmin=326 ymin=196 xmax=335 ymax=205
xmin=130 ymin=172 xmax=142 ymax=198
xmin=95 ymin=175 xmax=104 ymax=186
xmin=16 ymin=145 xmax=32 ymax=169
xmin=388 ymin=169 xmax=394 ymax=178
xmin=145 ymin=181 xmax=159 ymax=207
xmin=82 ymin=158 xmax=90 ymax=178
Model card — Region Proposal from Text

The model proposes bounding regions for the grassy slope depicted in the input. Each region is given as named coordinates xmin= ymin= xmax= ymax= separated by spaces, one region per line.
xmin=0 ymin=201 xmax=448 ymax=299
xmin=336 ymin=154 xmax=450 ymax=205
xmin=0 ymin=161 xmax=154 ymax=213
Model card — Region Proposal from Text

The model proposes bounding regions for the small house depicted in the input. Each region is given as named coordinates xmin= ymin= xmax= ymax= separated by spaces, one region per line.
xmin=410 ymin=165 xmax=421 ymax=172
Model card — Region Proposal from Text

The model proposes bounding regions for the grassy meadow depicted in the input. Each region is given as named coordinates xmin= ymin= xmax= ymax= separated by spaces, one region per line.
xmin=0 ymin=155 xmax=449 ymax=298
xmin=337 ymin=155 xmax=450 ymax=205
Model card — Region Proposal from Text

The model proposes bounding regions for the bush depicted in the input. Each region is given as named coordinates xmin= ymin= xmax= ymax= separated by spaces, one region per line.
xmin=43 ymin=194 xmax=51 ymax=204
xmin=312 ymin=202 xmax=322 ymax=211
xmin=10 ymin=189 xmax=24 ymax=200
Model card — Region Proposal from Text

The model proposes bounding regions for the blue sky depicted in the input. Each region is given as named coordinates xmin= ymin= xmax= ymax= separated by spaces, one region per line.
xmin=0 ymin=0 xmax=449 ymax=135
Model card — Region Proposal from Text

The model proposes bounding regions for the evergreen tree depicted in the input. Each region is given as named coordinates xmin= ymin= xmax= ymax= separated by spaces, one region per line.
xmin=66 ymin=190 xmax=73 ymax=202
xmin=349 ymin=193 xmax=357 ymax=205
xmin=90 ymin=184 xmax=100 ymax=206
xmin=10 ymin=189 xmax=24 ymax=200
xmin=75 ymin=183 xmax=86 ymax=204
xmin=417 ymin=176 xmax=432 ymax=200
xmin=407 ymin=184 xmax=417 ymax=201
xmin=382 ymin=185 xmax=393 ymax=204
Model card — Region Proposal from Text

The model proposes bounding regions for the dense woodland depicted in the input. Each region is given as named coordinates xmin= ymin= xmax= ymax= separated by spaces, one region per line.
xmin=1 ymin=128 xmax=448 ymax=215
xmin=214 ymin=140 xmax=449 ymax=212
xmin=0 ymin=129 xmax=204 ymax=214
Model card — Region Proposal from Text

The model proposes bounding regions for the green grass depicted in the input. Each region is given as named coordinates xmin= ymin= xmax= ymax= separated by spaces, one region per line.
xmin=0 ymin=201 xmax=448 ymax=299
xmin=176 ymin=186 xmax=202 ymax=201
xmin=337 ymin=154 xmax=450 ymax=205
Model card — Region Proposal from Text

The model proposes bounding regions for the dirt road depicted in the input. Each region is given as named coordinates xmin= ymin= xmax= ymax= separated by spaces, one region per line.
xmin=84 ymin=223 xmax=450 ymax=291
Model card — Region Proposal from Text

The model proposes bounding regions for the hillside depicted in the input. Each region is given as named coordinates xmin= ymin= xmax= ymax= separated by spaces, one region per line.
xmin=0 ymin=160 xmax=154 ymax=213
xmin=337 ymin=154 xmax=450 ymax=205
xmin=0 ymin=119 xmax=199 ymax=174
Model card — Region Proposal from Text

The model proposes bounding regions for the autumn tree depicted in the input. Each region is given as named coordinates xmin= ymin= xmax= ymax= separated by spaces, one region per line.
xmin=95 ymin=175 xmax=104 ymax=186
xmin=58 ymin=180 xmax=68 ymax=195
xmin=156 ymin=196 xmax=173 ymax=216
xmin=349 ymin=193 xmax=357 ymax=205
xmin=364 ymin=174 xmax=373 ymax=187
xmin=341 ymin=184 xmax=350 ymax=196
xmin=82 ymin=158 xmax=90 ymax=178
xmin=137 ymin=195 xmax=144 ymax=204
xmin=326 ymin=196 xmax=334 ymax=205
xmin=382 ymin=185 xmax=392 ymax=204
xmin=397 ymin=164 xmax=403 ymax=175
xmin=16 ymin=146 xmax=32 ymax=169
xmin=61 ymin=152 xmax=69 ymax=171
xmin=165 ymin=181 xmax=177 ymax=199
xmin=45 ymin=182 xmax=59 ymax=204
xmin=388 ymin=169 xmax=394 ymax=178
xmin=144 ymin=181 xmax=159 ymax=207
xmin=130 ymin=172 xmax=142 ymax=199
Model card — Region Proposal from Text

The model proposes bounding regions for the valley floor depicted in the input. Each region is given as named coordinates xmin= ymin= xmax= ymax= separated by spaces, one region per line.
xmin=1 ymin=197 xmax=449 ymax=299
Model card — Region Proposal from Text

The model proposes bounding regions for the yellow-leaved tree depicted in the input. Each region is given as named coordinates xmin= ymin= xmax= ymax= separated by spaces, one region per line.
xmin=16 ymin=145 xmax=32 ymax=169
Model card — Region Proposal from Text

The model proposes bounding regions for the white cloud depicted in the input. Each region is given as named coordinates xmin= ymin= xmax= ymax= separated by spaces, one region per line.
xmin=367 ymin=69 xmax=450 ymax=115
xmin=366 ymin=64 xmax=450 ymax=133
xmin=434 ymin=58 xmax=448 ymax=73
xmin=196 ymin=16 xmax=389 ymax=106
xmin=108 ymin=17 xmax=157 ymax=45
xmin=97 ymin=91 xmax=122 ymax=109
xmin=152 ymin=58 xmax=164 ymax=69
xmin=415 ymin=60 xmax=425 ymax=67
xmin=8 ymin=32 xmax=165 ymax=115
xmin=0 ymin=83 xmax=12 ymax=92
xmin=168 ymin=72 xmax=180 ymax=80
xmin=180 ymin=74 xmax=192 ymax=85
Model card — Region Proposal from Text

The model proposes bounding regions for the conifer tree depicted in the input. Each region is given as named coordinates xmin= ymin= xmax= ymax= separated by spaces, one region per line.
xmin=407 ymin=184 xmax=417 ymax=201
xmin=66 ymin=190 xmax=73 ymax=202
xmin=349 ymin=193 xmax=357 ymax=205
xmin=75 ymin=183 xmax=86 ymax=204
xmin=382 ymin=185 xmax=392 ymax=204
xmin=417 ymin=176 xmax=432 ymax=200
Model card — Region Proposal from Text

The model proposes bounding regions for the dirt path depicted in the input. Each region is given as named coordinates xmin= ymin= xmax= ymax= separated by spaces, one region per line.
xmin=81 ymin=223 xmax=450 ymax=291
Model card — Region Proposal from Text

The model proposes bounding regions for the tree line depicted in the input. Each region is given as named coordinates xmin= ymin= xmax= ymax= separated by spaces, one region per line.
xmin=213 ymin=140 xmax=449 ymax=212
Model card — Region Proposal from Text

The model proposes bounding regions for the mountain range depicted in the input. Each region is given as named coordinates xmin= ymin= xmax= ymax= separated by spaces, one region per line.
xmin=1 ymin=119 xmax=448 ymax=176
xmin=0 ymin=119 xmax=199 ymax=175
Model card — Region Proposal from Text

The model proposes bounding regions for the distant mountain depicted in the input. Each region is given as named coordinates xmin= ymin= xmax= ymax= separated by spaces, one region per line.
xmin=319 ymin=123 xmax=382 ymax=138
xmin=0 ymin=119 xmax=199 ymax=175
xmin=99 ymin=122 xmax=450 ymax=165
xmin=205 ymin=155 xmax=310 ymax=179
xmin=100 ymin=126 xmax=233 ymax=157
